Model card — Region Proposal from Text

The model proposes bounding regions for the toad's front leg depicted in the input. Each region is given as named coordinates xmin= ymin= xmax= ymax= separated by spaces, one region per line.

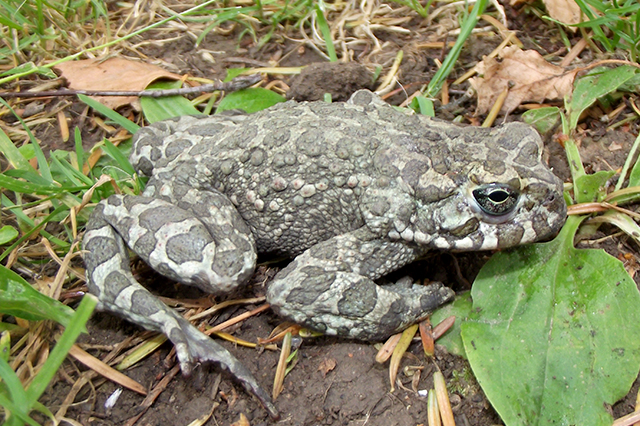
xmin=83 ymin=189 xmax=278 ymax=419
xmin=267 ymin=228 xmax=455 ymax=340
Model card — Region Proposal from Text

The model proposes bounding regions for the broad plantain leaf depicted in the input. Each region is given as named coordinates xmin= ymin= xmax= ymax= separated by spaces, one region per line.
xmin=461 ymin=215 xmax=640 ymax=426
xmin=430 ymin=291 xmax=472 ymax=358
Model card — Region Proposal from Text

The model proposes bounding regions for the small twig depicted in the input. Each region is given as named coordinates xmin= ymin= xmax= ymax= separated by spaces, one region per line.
xmin=0 ymin=74 xmax=262 ymax=99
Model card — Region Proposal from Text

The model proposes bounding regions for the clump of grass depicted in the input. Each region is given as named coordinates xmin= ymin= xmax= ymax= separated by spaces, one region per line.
xmin=387 ymin=0 xmax=434 ymax=18
xmin=572 ymin=0 xmax=639 ymax=62
xmin=0 ymin=0 xmax=109 ymax=65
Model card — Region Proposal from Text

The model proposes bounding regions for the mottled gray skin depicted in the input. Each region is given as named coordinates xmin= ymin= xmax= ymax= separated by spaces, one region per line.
xmin=83 ymin=90 xmax=566 ymax=419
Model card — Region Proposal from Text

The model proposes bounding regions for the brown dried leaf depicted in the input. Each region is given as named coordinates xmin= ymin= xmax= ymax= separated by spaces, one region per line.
xmin=230 ymin=413 xmax=251 ymax=426
xmin=54 ymin=58 xmax=181 ymax=110
xmin=317 ymin=358 xmax=337 ymax=377
xmin=542 ymin=0 xmax=582 ymax=26
xmin=470 ymin=45 xmax=579 ymax=115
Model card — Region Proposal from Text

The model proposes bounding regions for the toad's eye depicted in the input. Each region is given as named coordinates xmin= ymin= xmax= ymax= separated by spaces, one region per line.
xmin=472 ymin=184 xmax=519 ymax=216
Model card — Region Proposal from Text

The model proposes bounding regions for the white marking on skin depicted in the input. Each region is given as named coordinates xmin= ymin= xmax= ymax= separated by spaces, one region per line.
xmin=91 ymin=255 xmax=123 ymax=283
xmin=521 ymin=221 xmax=538 ymax=244
xmin=84 ymin=226 xmax=116 ymax=240
xmin=147 ymin=218 xmax=204 ymax=266
xmin=480 ymin=233 xmax=498 ymax=250
xmin=400 ymin=228 xmax=414 ymax=242
xmin=433 ymin=237 xmax=451 ymax=249
xmin=113 ymin=285 xmax=138 ymax=310
xmin=453 ymin=237 xmax=474 ymax=250
xmin=413 ymin=230 xmax=430 ymax=245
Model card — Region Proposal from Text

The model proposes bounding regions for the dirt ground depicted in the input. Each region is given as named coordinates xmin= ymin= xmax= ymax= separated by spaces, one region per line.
xmin=18 ymin=2 xmax=640 ymax=426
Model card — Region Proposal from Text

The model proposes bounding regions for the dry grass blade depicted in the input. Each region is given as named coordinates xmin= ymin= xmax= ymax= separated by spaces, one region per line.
xmin=389 ymin=324 xmax=418 ymax=392
xmin=481 ymin=88 xmax=508 ymax=127
xmin=613 ymin=409 xmax=640 ymax=426
xmin=428 ymin=389 xmax=442 ymax=426
xmin=419 ymin=319 xmax=434 ymax=357
xmin=186 ymin=401 xmax=219 ymax=426
xmin=375 ymin=332 xmax=402 ymax=363
xmin=116 ymin=333 xmax=168 ymax=371
xmin=434 ymin=371 xmax=455 ymax=426
xmin=432 ymin=316 xmax=456 ymax=340
xmin=68 ymin=344 xmax=147 ymax=395
xmin=272 ymin=331 xmax=292 ymax=400
xmin=206 ymin=303 xmax=271 ymax=334
xmin=259 ymin=323 xmax=302 ymax=344
xmin=211 ymin=331 xmax=277 ymax=350
xmin=376 ymin=50 xmax=403 ymax=94
xmin=189 ymin=296 xmax=265 ymax=321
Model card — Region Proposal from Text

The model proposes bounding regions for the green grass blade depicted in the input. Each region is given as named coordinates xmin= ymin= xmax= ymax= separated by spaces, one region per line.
xmin=315 ymin=3 xmax=337 ymax=62
xmin=0 ymin=392 xmax=40 ymax=426
xmin=0 ymin=358 xmax=28 ymax=413
xmin=0 ymin=264 xmax=75 ymax=326
xmin=0 ymin=201 xmax=71 ymax=261
xmin=0 ymin=126 xmax=36 ymax=172
xmin=74 ymin=127 xmax=85 ymax=174
xmin=0 ymin=174 xmax=63 ymax=194
xmin=25 ymin=294 xmax=96 ymax=404
xmin=425 ymin=0 xmax=487 ymax=97
xmin=78 ymin=94 xmax=140 ymax=134
xmin=101 ymin=139 xmax=135 ymax=175
xmin=0 ymin=98 xmax=52 ymax=182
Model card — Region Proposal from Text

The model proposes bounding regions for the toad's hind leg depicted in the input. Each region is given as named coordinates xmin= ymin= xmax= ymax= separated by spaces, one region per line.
xmin=83 ymin=194 xmax=278 ymax=418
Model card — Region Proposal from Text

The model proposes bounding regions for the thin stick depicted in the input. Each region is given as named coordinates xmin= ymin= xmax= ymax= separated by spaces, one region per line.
xmin=0 ymin=74 xmax=262 ymax=99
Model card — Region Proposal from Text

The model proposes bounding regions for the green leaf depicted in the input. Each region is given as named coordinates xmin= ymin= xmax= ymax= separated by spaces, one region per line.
xmin=567 ymin=66 xmax=638 ymax=131
xmin=574 ymin=170 xmax=616 ymax=203
xmin=224 ymin=68 xmax=250 ymax=82
xmin=461 ymin=215 xmax=640 ymax=426
xmin=0 ymin=331 xmax=10 ymax=361
xmin=430 ymin=291 xmax=472 ymax=358
xmin=522 ymin=107 xmax=561 ymax=134
xmin=0 ymin=225 xmax=18 ymax=244
xmin=0 ymin=264 xmax=75 ymax=327
xmin=140 ymin=80 xmax=202 ymax=123
xmin=409 ymin=95 xmax=434 ymax=117
xmin=216 ymin=88 xmax=285 ymax=114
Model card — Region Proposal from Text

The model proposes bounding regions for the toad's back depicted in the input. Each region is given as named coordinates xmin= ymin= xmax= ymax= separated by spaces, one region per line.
xmin=130 ymin=91 xmax=564 ymax=257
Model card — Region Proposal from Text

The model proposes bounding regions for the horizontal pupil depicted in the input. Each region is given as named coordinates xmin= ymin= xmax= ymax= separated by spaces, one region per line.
xmin=489 ymin=190 xmax=510 ymax=203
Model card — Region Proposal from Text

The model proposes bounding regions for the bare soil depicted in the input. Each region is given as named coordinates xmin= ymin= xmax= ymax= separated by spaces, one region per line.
xmin=22 ymin=2 xmax=640 ymax=426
